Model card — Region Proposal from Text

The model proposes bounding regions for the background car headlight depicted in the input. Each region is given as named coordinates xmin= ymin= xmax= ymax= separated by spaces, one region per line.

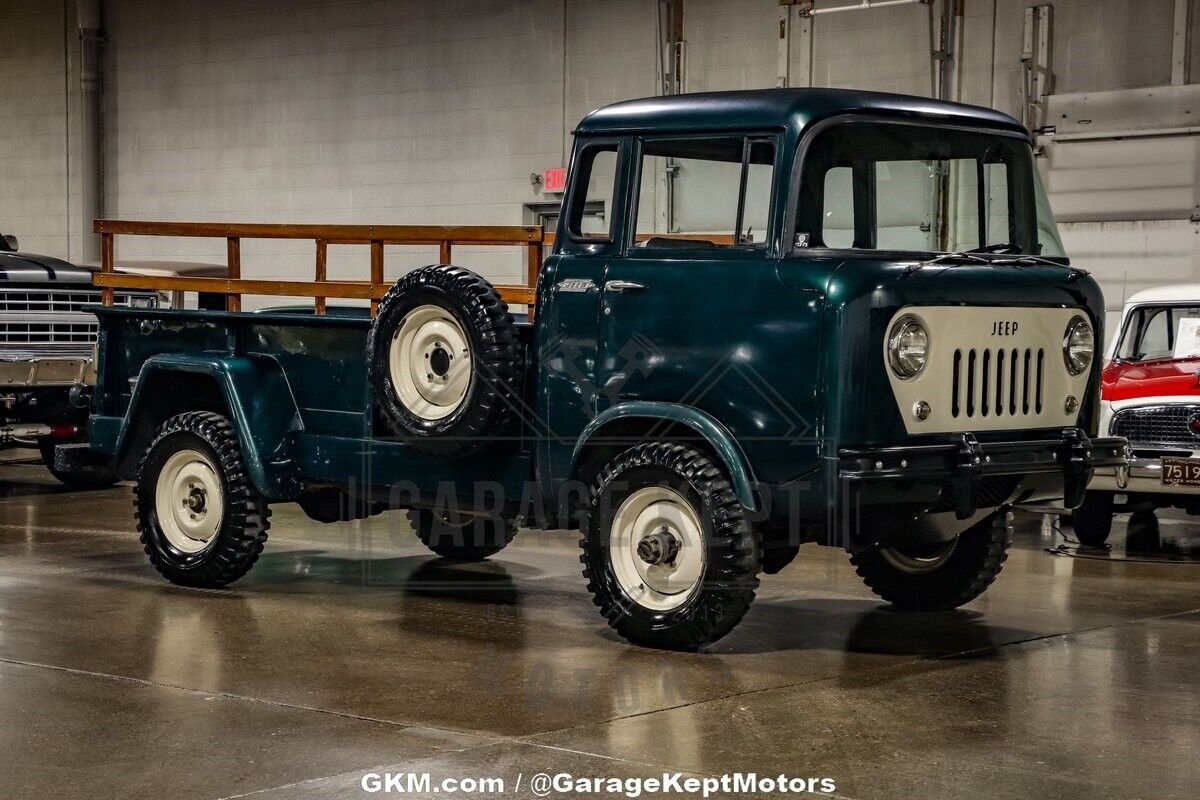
xmin=129 ymin=295 xmax=156 ymax=309
xmin=1063 ymin=315 xmax=1094 ymax=375
xmin=888 ymin=315 xmax=929 ymax=379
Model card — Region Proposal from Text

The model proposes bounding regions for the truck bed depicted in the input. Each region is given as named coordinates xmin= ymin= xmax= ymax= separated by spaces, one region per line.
xmin=88 ymin=305 xmax=536 ymax=506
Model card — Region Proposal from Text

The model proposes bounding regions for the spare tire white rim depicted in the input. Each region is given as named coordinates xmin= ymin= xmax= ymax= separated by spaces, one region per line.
xmin=390 ymin=304 xmax=472 ymax=421
xmin=608 ymin=486 xmax=706 ymax=611
xmin=156 ymin=448 xmax=224 ymax=554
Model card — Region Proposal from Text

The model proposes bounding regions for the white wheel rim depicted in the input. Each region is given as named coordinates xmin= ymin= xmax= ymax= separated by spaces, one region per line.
xmin=881 ymin=539 xmax=958 ymax=574
xmin=608 ymin=486 xmax=706 ymax=612
xmin=389 ymin=304 xmax=472 ymax=421
xmin=155 ymin=448 xmax=224 ymax=554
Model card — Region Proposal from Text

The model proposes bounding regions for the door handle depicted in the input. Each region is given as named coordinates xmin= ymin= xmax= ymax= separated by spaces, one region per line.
xmin=605 ymin=280 xmax=646 ymax=293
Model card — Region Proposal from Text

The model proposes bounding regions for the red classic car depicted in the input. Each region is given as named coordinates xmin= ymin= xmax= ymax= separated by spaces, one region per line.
xmin=1078 ymin=286 xmax=1200 ymax=544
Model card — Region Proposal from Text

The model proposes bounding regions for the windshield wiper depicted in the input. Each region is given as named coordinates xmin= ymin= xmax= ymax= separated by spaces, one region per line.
xmin=903 ymin=251 xmax=990 ymax=274
xmin=903 ymin=248 xmax=1084 ymax=277
xmin=993 ymin=253 xmax=1084 ymax=272
xmin=967 ymin=242 xmax=1022 ymax=254
xmin=964 ymin=243 xmax=1084 ymax=272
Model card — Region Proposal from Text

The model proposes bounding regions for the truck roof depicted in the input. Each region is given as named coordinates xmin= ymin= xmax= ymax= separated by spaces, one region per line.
xmin=576 ymin=88 xmax=1027 ymax=137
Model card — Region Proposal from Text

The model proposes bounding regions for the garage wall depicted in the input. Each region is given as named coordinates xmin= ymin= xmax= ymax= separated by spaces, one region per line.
xmin=0 ymin=1 xmax=69 ymax=258
xmin=3 ymin=0 xmax=1200 ymax=307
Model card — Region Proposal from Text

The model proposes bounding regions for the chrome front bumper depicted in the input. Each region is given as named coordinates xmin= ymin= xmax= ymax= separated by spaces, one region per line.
xmin=0 ymin=356 xmax=95 ymax=388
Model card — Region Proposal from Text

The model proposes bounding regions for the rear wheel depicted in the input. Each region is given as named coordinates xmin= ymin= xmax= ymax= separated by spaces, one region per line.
xmin=135 ymin=412 xmax=269 ymax=587
xmin=1072 ymin=491 xmax=1114 ymax=547
xmin=407 ymin=508 xmax=516 ymax=561
xmin=580 ymin=442 xmax=761 ymax=650
xmin=851 ymin=511 xmax=1011 ymax=611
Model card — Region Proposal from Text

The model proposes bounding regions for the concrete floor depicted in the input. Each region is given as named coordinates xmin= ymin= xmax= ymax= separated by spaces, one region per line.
xmin=2 ymin=453 xmax=1199 ymax=800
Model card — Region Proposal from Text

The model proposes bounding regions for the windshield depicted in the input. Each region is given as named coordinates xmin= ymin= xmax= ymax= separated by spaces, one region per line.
xmin=797 ymin=121 xmax=1065 ymax=257
xmin=1117 ymin=305 xmax=1200 ymax=362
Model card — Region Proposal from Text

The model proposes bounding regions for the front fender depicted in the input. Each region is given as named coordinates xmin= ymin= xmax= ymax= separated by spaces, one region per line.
xmin=571 ymin=401 xmax=759 ymax=511
xmin=116 ymin=354 xmax=303 ymax=499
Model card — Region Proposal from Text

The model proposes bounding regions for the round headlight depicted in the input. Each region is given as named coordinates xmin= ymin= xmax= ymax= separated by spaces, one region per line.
xmin=888 ymin=315 xmax=929 ymax=379
xmin=1063 ymin=315 xmax=1094 ymax=376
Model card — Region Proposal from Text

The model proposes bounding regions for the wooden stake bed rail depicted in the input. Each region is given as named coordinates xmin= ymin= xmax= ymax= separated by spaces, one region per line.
xmin=93 ymin=220 xmax=543 ymax=316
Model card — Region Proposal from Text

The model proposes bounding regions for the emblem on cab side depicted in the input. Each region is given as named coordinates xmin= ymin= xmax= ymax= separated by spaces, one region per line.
xmin=557 ymin=278 xmax=596 ymax=293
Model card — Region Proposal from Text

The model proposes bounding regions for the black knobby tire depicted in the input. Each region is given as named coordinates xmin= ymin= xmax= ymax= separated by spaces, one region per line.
xmin=580 ymin=442 xmax=761 ymax=650
xmin=1072 ymin=491 xmax=1115 ymax=547
xmin=850 ymin=511 xmax=1011 ymax=611
xmin=134 ymin=411 xmax=270 ymax=588
xmin=38 ymin=439 xmax=118 ymax=490
xmin=367 ymin=265 xmax=520 ymax=457
xmin=407 ymin=509 xmax=517 ymax=561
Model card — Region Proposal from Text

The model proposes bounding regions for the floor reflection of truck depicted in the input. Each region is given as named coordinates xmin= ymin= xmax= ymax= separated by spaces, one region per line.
xmin=84 ymin=89 xmax=1124 ymax=649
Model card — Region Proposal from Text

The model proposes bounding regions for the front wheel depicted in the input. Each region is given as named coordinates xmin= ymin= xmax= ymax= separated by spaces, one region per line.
xmin=1072 ymin=491 xmax=1114 ymax=547
xmin=851 ymin=511 xmax=1011 ymax=611
xmin=580 ymin=442 xmax=761 ymax=650
xmin=135 ymin=412 xmax=269 ymax=587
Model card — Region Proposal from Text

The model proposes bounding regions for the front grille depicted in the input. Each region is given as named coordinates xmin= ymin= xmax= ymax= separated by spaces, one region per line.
xmin=1111 ymin=405 xmax=1200 ymax=446
xmin=0 ymin=321 xmax=97 ymax=343
xmin=0 ymin=289 xmax=105 ymax=313
xmin=951 ymin=347 xmax=1046 ymax=420
xmin=0 ymin=288 xmax=158 ymax=353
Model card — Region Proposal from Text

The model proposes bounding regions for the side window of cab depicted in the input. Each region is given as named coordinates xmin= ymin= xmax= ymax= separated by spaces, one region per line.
xmin=558 ymin=138 xmax=626 ymax=255
xmin=629 ymin=135 xmax=777 ymax=253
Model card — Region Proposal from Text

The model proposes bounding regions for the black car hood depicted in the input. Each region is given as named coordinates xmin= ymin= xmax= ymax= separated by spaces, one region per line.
xmin=0 ymin=251 xmax=95 ymax=283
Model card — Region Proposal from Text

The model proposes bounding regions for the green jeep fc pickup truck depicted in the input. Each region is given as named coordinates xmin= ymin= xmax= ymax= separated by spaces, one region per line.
xmin=86 ymin=89 xmax=1125 ymax=649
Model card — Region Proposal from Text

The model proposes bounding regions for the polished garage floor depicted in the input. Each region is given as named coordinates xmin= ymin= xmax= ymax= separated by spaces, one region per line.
xmin=2 ymin=454 xmax=1199 ymax=800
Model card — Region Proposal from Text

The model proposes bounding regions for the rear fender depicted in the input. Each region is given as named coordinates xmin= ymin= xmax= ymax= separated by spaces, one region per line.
xmin=117 ymin=354 xmax=303 ymax=499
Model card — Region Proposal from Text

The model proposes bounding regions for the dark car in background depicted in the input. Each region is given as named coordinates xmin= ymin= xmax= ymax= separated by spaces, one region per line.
xmin=0 ymin=232 xmax=221 ymax=487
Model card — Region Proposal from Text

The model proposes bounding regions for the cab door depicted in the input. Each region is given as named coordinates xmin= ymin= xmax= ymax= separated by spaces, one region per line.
xmin=594 ymin=133 xmax=822 ymax=487
xmin=536 ymin=137 xmax=631 ymax=492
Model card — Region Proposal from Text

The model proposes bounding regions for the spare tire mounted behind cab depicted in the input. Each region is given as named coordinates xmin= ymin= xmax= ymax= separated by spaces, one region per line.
xmin=367 ymin=264 xmax=521 ymax=457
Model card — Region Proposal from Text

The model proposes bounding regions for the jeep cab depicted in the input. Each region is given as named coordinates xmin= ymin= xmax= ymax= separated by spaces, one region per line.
xmin=85 ymin=89 xmax=1125 ymax=649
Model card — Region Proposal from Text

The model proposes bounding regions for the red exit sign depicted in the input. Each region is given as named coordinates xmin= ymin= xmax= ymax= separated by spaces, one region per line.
xmin=543 ymin=167 xmax=566 ymax=193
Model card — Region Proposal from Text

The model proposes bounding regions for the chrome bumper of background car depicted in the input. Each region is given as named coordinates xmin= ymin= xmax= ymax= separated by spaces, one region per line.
xmin=1090 ymin=453 xmax=1200 ymax=495
xmin=0 ymin=356 xmax=94 ymax=388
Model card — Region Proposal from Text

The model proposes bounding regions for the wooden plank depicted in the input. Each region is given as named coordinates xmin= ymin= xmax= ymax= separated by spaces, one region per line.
xmin=93 ymin=273 xmax=379 ymax=299
xmin=499 ymin=286 xmax=536 ymax=305
xmin=91 ymin=218 xmax=542 ymax=315
xmin=91 ymin=272 xmax=536 ymax=306
xmin=100 ymin=232 xmax=114 ymax=306
xmin=540 ymin=231 xmax=735 ymax=247
xmin=226 ymin=237 xmax=241 ymax=312
xmin=369 ymin=240 xmax=384 ymax=317
xmin=526 ymin=241 xmax=542 ymax=289
xmin=314 ymin=239 xmax=327 ymax=316
xmin=93 ymin=219 xmax=542 ymax=244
